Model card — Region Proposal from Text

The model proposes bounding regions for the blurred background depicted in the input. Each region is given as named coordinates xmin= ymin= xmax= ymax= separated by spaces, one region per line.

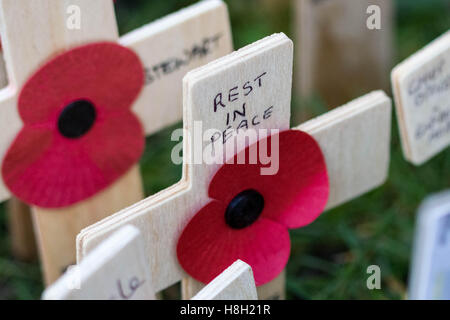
xmin=0 ymin=0 xmax=449 ymax=299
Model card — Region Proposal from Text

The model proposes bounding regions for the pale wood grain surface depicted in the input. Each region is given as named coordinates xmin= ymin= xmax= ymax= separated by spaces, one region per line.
xmin=34 ymin=165 xmax=143 ymax=285
xmin=121 ymin=0 xmax=233 ymax=136
xmin=0 ymin=0 xmax=232 ymax=203
xmin=0 ymin=37 xmax=37 ymax=261
xmin=192 ymin=260 xmax=258 ymax=300
xmin=184 ymin=269 xmax=285 ymax=300
xmin=77 ymin=34 xmax=392 ymax=300
xmin=295 ymin=0 xmax=393 ymax=116
xmin=392 ymin=30 xmax=450 ymax=165
xmin=298 ymin=90 xmax=392 ymax=210
xmin=0 ymin=0 xmax=128 ymax=285
xmin=7 ymin=197 xmax=37 ymax=261
xmin=42 ymin=225 xmax=155 ymax=300
xmin=0 ymin=0 xmax=232 ymax=285
xmin=77 ymin=34 xmax=293 ymax=296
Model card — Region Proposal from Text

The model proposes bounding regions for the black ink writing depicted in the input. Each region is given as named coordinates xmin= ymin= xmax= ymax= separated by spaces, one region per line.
xmin=415 ymin=105 xmax=450 ymax=142
xmin=109 ymin=276 xmax=145 ymax=300
xmin=408 ymin=59 xmax=445 ymax=95
xmin=144 ymin=33 xmax=223 ymax=85
xmin=407 ymin=59 xmax=450 ymax=107
xmin=209 ymin=71 xmax=275 ymax=145
xmin=213 ymin=72 xmax=267 ymax=112
xmin=211 ymin=105 xmax=274 ymax=144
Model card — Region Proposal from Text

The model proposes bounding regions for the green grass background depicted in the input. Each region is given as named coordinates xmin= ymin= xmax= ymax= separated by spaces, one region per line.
xmin=0 ymin=0 xmax=449 ymax=300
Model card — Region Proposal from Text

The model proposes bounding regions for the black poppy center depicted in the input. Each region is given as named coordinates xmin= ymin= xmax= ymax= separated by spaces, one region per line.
xmin=58 ymin=100 xmax=96 ymax=139
xmin=225 ymin=189 xmax=264 ymax=229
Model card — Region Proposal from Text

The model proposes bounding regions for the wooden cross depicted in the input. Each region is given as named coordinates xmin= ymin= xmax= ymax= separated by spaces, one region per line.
xmin=43 ymin=224 xmax=256 ymax=300
xmin=295 ymin=0 xmax=393 ymax=118
xmin=0 ymin=0 xmax=232 ymax=285
xmin=42 ymin=225 xmax=156 ymax=300
xmin=191 ymin=260 xmax=258 ymax=300
xmin=77 ymin=33 xmax=392 ymax=300
xmin=0 ymin=17 xmax=37 ymax=263
xmin=392 ymin=30 xmax=450 ymax=165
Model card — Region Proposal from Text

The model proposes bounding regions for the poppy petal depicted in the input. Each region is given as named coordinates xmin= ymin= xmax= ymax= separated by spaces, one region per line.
xmin=208 ymin=130 xmax=329 ymax=229
xmin=81 ymin=111 xmax=145 ymax=185
xmin=2 ymin=42 xmax=145 ymax=208
xmin=177 ymin=200 xmax=290 ymax=286
xmin=18 ymin=42 xmax=144 ymax=125
xmin=1 ymin=112 xmax=144 ymax=208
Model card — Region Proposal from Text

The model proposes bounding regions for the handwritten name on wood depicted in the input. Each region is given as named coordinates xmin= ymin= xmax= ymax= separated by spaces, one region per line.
xmin=392 ymin=31 xmax=450 ymax=165
xmin=42 ymin=225 xmax=155 ymax=300
xmin=121 ymin=0 xmax=233 ymax=136
xmin=144 ymin=33 xmax=224 ymax=86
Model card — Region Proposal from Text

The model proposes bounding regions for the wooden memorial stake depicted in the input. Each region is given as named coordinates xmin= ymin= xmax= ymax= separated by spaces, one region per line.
xmin=7 ymin=197 xmax=37 ymax=260
xmin=42 ymin=225 xmax=156 ymax=300
xmin=0 ymin=0 xmax=232 ymax=285
xmin=44 ymin=227 xmax=256 ymax=300
xmin=192 ymin=260 xmax=258 ymax=300
xmin=295 ymin=0 xmax=393 ymax=118
xmin=0 ymin=49 xmax=7 ymax=87
xmin=392 ymin=30 xmax=450 ymax=165
xmin=0 ymin=42 xmax=37 ymax=261
xmin=77 ymin=33 xmax=391 ymax=300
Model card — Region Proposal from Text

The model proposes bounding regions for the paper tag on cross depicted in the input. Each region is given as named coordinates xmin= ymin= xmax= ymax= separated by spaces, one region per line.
xmin=409 ymin=190 xmax=450 ymax=300
xmin=0 ymin=0 xmax=232 ymax=285
xmin=392 ymin=31 xmax=450 ymax=165
xmin=77 ymin=33 xmax=392 ymax=300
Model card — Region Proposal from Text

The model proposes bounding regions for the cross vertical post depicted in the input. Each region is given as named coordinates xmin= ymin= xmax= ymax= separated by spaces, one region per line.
xmin=295 ymin=0 xmax=393 ymax=120
xmin=392 ymin=31 xmax=450 ymax=165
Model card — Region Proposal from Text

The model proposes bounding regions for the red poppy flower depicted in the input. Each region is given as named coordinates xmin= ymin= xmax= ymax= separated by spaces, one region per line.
xmin=1 ymin=42 xmax=145 ymax=208
xmin=177 ymin=130 xmax=329 ymax=286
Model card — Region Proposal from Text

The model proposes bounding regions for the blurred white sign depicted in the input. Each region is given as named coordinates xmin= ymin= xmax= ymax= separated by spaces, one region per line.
xmin=409 ymin=190 xmax=450 ymax=300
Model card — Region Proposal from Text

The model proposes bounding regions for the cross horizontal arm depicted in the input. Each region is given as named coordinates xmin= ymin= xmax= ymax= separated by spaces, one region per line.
xmin=77 ymin=91 xmax=392 ymax=293
xmin=297 ymin=90 xmax=392 ymax=210
xmin=77 ymin=182 xmax=192 ymax=292
xmin=391 ymin=30 xmax=450 ymax=165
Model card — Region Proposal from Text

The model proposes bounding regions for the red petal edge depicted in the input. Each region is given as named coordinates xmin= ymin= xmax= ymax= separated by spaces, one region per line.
xmin=209 ymin=130 xmax=329 ymax=229
xmin=2 ymin=42 xmax=145 ymax=208
xmin=177 ymin=201 xmax=291 ymax=286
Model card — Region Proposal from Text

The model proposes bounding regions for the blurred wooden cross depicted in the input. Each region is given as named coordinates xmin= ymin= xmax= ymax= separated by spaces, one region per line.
xmin=392 ymin=31 xmax=450 ymax=165
xmin=0 ymin=0 xmax=232 ymax=285
xmin=77 ymin=33 xmax=392 ymax=300
xmin=295 ymin=0 xmax=393 ymax=120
